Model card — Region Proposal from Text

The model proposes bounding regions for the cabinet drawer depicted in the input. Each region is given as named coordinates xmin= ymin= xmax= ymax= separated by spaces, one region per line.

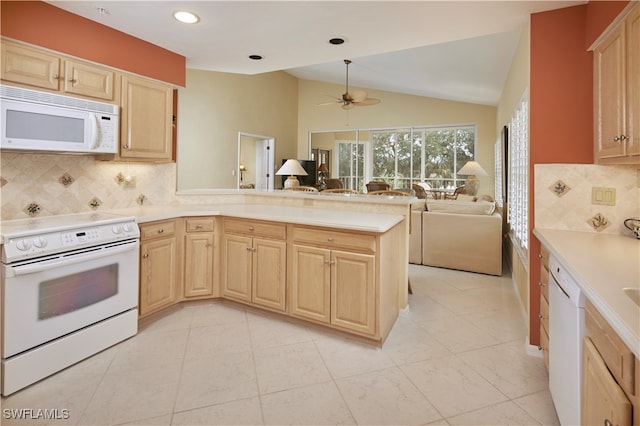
xmin=140 ymin=220 xmax=176 ymax=239
xmin=540 ymin=244 xmax=550 ymax=270
xmin=540 ymin=294 xmax=549 ymax=335
xmin=540 ymin=325 xmax=549 ymax=370
xmin=223 ymin=218 xmax=286 ymax=240
xmin=539 ymin=263 xmax=549 ymax=302
xmin=292 ymin=226 xmax=376 ymax=253
xmin=585 ymin=300 xmax=635 ymax=397
xmin=186 ymin=218 xmax=215 ymax=232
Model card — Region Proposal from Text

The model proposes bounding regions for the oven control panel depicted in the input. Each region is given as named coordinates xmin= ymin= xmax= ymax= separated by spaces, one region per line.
xmin=2 ymin=219 xmax=140 ymax=263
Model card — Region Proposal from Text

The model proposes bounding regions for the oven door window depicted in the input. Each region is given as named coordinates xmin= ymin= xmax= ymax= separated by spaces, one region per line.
xmin=39 ymin=264 xmax=118 ymax=320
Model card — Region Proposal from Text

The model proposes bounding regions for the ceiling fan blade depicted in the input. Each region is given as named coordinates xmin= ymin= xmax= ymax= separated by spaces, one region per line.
xmin=318 ymin=101 xmax=339 ymax=106
xmin=354 ymin=98 xmax=380 ymax=106
xmin=342 ymin=103 xmax=355 ymax=110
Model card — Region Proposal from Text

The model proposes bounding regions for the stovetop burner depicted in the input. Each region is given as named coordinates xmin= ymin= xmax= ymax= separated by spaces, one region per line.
xmin=1 ymin=212 xmax=139 ymax=263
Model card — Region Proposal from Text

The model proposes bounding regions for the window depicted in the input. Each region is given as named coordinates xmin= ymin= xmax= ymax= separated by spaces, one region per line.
xmin=508 ymin=91 xmax=529 ymax=252
xmin=336 ymin=139 xmax=367 ymax=190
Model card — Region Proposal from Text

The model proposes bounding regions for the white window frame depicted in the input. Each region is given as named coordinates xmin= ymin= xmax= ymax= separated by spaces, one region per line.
xmin=507 ymin=90 xmax=529 ymax=254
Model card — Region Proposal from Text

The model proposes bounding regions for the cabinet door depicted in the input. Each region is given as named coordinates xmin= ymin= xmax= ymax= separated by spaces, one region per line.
xmin=63 ymin=59 xmax=115 ymax=101
xmin=1 ymin=42 xmax=60 ymax=90
xmin=184 ymin=232 xmax=214 ymax=298
xmin=252 ymin=238 xmax=286 ymax=311
xmin=222 ymin=234 xmax=252 ymax=302
xmin=290 ymin=245 xmax=331 ymax=323
xmin=140 ymin=237 xmax=177 ymax=316
xmin=120 ymin=74 xmax=173 ymax=160
xmin=331 ymin=250 xmax=376 ymax=335
xmin=626 ymin=5 xmax=640 ymax=157
xmin=594 ymin=24 xmax=626 ymax=161
xmin=582 ymin=337 xmax=632 ymax=426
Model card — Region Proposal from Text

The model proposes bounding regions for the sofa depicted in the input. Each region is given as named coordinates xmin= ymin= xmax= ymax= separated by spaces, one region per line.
xmin=409 ymin=197 xmax=503 ymax=276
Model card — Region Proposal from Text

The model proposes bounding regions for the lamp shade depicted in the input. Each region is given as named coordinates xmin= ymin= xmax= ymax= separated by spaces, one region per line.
xmin=276 ymin=159 xmax=308 ymax=176
xmin=276 ymin=159 xmax=308 ymax=188
xmin=239 ymin=164 xmax=247 ymax=172
xmin=457 ymin=161 xmax=487 ymax=176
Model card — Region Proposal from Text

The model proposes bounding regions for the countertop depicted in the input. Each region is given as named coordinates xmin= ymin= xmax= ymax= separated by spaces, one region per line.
xmin=534 ymin=228 xmax=640 ymax=358
xmin=111 ymin=204 xmax=405 ymax=233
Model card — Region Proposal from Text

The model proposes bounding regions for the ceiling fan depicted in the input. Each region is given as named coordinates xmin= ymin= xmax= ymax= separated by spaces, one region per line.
xmin=322 ymin=59 xmax=381 ymax=110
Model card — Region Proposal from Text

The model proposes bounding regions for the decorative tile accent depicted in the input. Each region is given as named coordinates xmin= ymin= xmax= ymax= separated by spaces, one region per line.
xmin=115 ymin=173 xmax=126 ymax=185
xmin=24 ymin=202 xmax=41 ymax=216
xmin=549 ymin=179 xmax=570 ymax=197
xmin=58 ymin=172 xmax=75 ymax=187
xmin=137 ymin=194 xmax=147 ymax=205
xmin=88 ymin=197 xmax=102 ymax=210
xmin=0 ymin=177 xmax=7 ymax=187
xmin=588 ymin=213 xmax=610 ymax=232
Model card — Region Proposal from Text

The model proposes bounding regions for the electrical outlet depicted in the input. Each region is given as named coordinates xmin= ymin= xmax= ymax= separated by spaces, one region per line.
xmin=591 ymin=187 xmax=616 ymax=206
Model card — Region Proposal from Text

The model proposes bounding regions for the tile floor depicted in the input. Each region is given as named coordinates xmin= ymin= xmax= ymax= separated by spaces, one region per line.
xmin=2 ymin=264 xmax=560 ymax=425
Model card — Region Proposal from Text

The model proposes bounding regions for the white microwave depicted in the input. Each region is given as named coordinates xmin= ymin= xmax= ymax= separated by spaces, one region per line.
xmin=0 ymin=85 xmax=119 ymax=154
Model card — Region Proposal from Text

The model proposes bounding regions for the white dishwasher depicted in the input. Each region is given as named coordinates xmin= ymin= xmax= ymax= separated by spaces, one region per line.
xmin=548 ymin=255 xmax=586 ymax=426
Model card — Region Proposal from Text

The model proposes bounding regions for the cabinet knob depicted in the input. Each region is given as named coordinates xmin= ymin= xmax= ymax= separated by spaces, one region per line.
xmin=620 ymin=135 xmax=628 ymax=141
xmin=122 ymin=144 xmax=130 ymax=150
xmin=538 ymin=345 xmax=543 ymax=351
xmin=604 ymin=419 xmax=612 ymax=426
xmin=248 ymin=226 xmax=254 ymax=231
xmin=538 ymin=313 xmax=544 ymax=320
xmin=68 ymin=78 xmax=77 ymax=83
xmin=196 ymin=224 xmax=203 ymax=229
xmin=613 ymin=135 xmax=628 ymax=142
xmin=142 ymin=253 xmax=149 ymax=258
xmin=325 ymin=260 xmax=336 ymax=265
xmin=538 ymin=253 xmax=545 ymax=259
xmin=327 ymin=237 xmax=334 ymax=242
xmin=157 ymin=228 xmax=164 ymax=234
xmin=538 ymin=282 xmax=546 ymax=287
xmin=52 ymin=74 xmax=60 ymax=80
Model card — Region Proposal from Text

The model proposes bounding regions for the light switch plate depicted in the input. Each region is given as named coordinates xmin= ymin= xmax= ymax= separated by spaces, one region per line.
xmin=591 ymin=187 xmax=616 ymax=206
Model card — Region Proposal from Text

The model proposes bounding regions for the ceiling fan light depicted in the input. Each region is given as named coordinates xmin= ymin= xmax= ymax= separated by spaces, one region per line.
xmin=173 ymin=10 xmax=199 ymax=24
xmin=350 ymin=89 xmax=367 ymax=102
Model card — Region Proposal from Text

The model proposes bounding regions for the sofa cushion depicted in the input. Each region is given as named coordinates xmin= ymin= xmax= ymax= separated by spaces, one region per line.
xmin=426 ymin=199 xmax=496 ymax=215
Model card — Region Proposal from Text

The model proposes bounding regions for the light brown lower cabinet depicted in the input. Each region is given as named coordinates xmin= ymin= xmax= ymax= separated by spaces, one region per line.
xmin=183 ymin=218 xmax=215 ymax=298
xmin=221 ymin=218 xmax=287 ymax=312
xmin=582 ymin=337 xmax=632 ymax=426
xmin=290 ymin=244 xmax=375 ymax=336
xmin=139 ymin=220 xmax=179 ymax=317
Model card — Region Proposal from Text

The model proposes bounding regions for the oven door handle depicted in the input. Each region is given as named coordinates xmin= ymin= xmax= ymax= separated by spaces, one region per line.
xmin=9 ymin=242 xmax=138 ymax=276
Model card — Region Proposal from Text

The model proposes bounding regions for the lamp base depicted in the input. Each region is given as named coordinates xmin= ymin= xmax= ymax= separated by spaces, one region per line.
xmin=464 ymin=175 xmax=480 ymax=196
xmin=284 ymin=176 xmax=300 ymax=188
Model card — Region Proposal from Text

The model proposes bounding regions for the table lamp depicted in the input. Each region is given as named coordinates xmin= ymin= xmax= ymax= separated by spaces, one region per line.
xmin=276 ymin=159 xmax=308 ymax=188
xmin=457 ymin=161 xmax=487 ymax=196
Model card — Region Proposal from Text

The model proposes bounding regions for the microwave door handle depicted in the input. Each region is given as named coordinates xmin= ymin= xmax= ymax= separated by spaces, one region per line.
xmin=90 ymin=113 xmax=100 ymax=149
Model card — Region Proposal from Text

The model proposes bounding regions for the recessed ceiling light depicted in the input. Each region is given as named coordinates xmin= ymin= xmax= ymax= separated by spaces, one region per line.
xmin=329 ymin=37 xmax=346 ymax=45
xmin=249 ymin=55 xmax=263 ymax=60
xmin=96 ymin=7 xmax=110 ymax=15
xmin=173 ymin=11 xmax=199 ymax=24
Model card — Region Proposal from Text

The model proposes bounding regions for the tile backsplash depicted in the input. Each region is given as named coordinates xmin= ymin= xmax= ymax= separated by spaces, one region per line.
xmin=535 ymin=163 xmax=640 ymax=236
xmin=1 ymin=152 xmax=177 ymax=220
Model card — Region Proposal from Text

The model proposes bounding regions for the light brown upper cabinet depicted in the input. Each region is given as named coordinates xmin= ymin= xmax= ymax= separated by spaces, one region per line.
xmin=593 ymin=3 xmax=640 ymax=165
xmin=1 ymin=40 xmax=117 ymax=101
xmin=120 ymin=74 xmax=173 ymax=161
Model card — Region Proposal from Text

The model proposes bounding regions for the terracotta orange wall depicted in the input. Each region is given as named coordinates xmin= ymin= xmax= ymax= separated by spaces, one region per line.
xmin=528 ymin=0 xmax=628 ymax=346
xmin=0 ymin=1 xmax=185 ymax=86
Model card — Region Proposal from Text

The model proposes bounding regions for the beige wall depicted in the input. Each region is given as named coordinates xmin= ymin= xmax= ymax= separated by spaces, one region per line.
xmin=177 ymin=69 xmax=299 ymax=190
xmin=297 ymin=79 xmax=498 ymax=196
xmin=497 ymin=24 xmax=530 ymax=129
xmin=495 ymin=24 xmax=530 ymax=312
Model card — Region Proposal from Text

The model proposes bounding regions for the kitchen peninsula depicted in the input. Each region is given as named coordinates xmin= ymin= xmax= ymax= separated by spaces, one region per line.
xmin=112 ymin=196 xmax=410 ymax=345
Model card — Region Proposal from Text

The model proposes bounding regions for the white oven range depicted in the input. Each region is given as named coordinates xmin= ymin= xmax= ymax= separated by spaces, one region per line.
xmin=1 ymin=212 xmax=140 ymax=396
